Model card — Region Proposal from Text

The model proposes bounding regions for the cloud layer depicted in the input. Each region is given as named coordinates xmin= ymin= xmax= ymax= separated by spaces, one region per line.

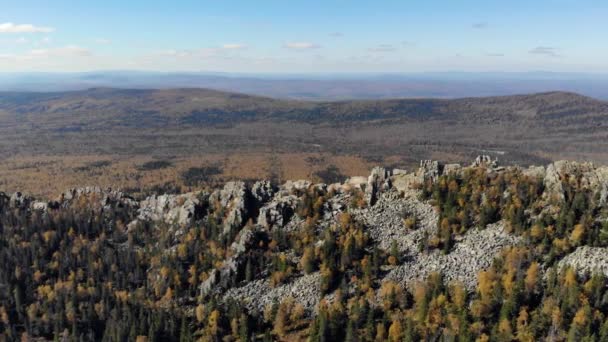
xmin=529 ymin=46 xmax=560 ymax=57
xmin=0 ymin=22 xmax=54 ymax=33
xmin=221 ymin=44 xmax=247 ymax=50
xmin=283 ymin=42 xmax=320 ymax=50
xmin=368 ymin=44 xmax=397 ymax=52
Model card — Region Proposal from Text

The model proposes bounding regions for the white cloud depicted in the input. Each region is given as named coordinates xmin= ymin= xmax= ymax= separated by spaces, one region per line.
xmin=154 ymin=44 xmax=247 ymax=59
xmin=368 ymin=44 xmax=397 ymax=52
xmin=95 ymin=38 xmax=111 ymax=44
xmin=529 ymin=46 xmax=560 ymax=57
xmin=0 ymin=45 xmax=92 ymax=65
xmin=283 ymin=42 xmax=320 ymax=50
xmin=15 ymin=37 xmax=28 ymax=44
xmin=27 ymin=45 xmax=92 ymax=58
xmin=221 ymin=43 xmax=247 ymax=50
xmin=0 ymin=22 xmax=54 ymax=33
xmin=157 ymin=49 xmax=194 ymax=58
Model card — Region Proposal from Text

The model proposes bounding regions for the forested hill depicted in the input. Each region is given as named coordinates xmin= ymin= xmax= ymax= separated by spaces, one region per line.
xmin=1 ymin=158 xmax=608 ymax=340
xmin=0 ymin=88 xmax=607 ymax=128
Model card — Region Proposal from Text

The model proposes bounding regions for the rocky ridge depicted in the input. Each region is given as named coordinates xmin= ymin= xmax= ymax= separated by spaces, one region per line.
xmin=2 ymin=156 xmax=608 ymax=315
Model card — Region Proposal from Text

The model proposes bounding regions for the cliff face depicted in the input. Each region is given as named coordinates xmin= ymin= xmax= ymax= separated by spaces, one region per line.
xmin=2 ymin=156 xmax=607 ymax=317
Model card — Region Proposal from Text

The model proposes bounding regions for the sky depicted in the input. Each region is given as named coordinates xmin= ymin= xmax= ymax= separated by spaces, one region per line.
xmin=1 ymin=0 xmax=607 ymax=73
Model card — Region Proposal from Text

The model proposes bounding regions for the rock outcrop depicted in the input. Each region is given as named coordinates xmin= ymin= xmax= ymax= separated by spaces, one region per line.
xmin=6 ymin=157 xmax=608 ymax=319
xmin=417 ymin=160 xmax=442 ymax=182
xmin=251 ymin=180 xmax=275 ymax=207
xmin=138 ymin=192 xmax=205 ymax=227
xmin=557 ymin=246 xmax=608 ymax=277
xmin=223 ymin=272 xmax=322 ymax=314
xmin=543 ymin=161 xmax=608 ymax=203
xmin=58 ymin=187 xmax=138 ymax=211
xmin=199 ymin=226 xmax=260 ymax=297
xmin=210 ymin=181 xmax=250 ymax=235
xmin=281 ymin=180 xmax=311 ymax=195
xmin=383 ymin=221 xmax=521 ymax=291
xmin=472 ymin=155 xmax=498 ymax=168
xmin=257 ymin=195 xmax=298 ymax=229
xmin=9 ymin=192 xmax=32 ymax=210
xmin=365 ymin=166 xmax=391 ymax=206
xmin=353 ymin=189 xmax=437 ymax=253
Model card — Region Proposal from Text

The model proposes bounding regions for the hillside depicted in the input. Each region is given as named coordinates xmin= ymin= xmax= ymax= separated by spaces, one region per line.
xmin=1 ymin=89 xmax=608 ymax=198
xmin=1 ymin=158 xmax=608 ymax=340
xmin=1 ymin=88 xmax=607 ymax=128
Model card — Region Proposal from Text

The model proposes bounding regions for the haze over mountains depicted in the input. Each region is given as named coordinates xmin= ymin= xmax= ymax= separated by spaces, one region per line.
xmin=2 ymin=71 xmax=608 ymax=100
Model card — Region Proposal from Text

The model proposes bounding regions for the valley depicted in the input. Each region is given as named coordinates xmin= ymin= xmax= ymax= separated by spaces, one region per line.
xmin=1 ymin=88 xmax=608 ymax=198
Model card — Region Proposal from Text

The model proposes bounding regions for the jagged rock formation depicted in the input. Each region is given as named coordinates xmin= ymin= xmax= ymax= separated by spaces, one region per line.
xmin=210 ymin=181 xmax=250 ymax=235
xmin=199 ymin=226 xmax=260 ymax=297
xmin=365 ymin=166 xmax=391 ymax=206
xmin=9 ymin=192 xmax=32 ymax=210
xmin=138 ymin=192 xmax=206 ymax=227
xmin=601 ymin=183 xmax=608 ymax=206
xmin=418 ymin=160 xmax=442 ymax=182
xmin=543 ymin=160 xmax=608 ymax=202
xmin=257 ymin=195 xmax=298 ymax=229
xmin=281 ymin=180 xmax=311 ymax=195
xmin=58 ymin=186 xmax=138 ymax=208
xmin=251 ymin=180 xmax=275 ymax=207
xmin=472 ymin=155 xmax=498 ymax=168
xmin=4 ymin=157 xmax=608 ymax=318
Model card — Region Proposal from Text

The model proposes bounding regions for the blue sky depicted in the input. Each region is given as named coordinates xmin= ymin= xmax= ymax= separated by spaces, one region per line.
xmin=1 ymin=0 xmax=607 ymax=72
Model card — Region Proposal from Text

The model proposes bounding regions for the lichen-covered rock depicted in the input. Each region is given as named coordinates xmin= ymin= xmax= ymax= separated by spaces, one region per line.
xmin=200 ymin=226 xmax=259 ymax=297
xmin=383 ymin=221 xmax=520 ymax=291
xmin=600 ymin=183 xmax=608 ymax=207
xmin=58 ymin=187 xmax=138 ymax=211
xmin=366 ymin=166 xmax=391 ymax=206
xmin=223 ymin=272 xmax=322 ymax=314
xmin=543 ymin=161 xmax=608 ymax=203
xmin=210 ymin=181 xmax=250 ymax=235
xmin=417 ymin=160 xmax=442 ymax=182
xmin=281 ymin=180 xmax=311 ymax=195
xmin=343 ymin=176 xmax=367 ymax=192
xmin=353 ymin=189 xmax=438 ymax=253
xmin=443 ymin=163 xmax=463 ymax=176
xmin=557 ymin=246 xmax=608 ymax=277
xmin=251 ymin=180 xmax=275 ymax=206
xmin=472 ymin=155 xmax=498 ymax=168
xmin=31 ymin=201 xmax=48 ymax=211
xmin=138 ymin=192 xmax=205 ymax=227
xmin=257 ymin=195 xmax=298 ymax=229
xmin=9 ymin=192 xmax=32 ymax=210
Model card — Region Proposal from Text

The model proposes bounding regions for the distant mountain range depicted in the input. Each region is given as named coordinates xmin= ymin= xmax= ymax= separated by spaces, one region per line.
xmin=1 ymin=71 xmax=608 ymax=100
